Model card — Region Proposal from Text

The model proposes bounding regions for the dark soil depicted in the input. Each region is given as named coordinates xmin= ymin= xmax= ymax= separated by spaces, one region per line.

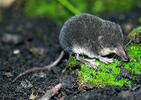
xmin=0 ymin=6 xmax=141 ymax=100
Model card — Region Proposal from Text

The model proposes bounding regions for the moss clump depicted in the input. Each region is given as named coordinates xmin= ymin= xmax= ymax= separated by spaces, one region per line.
xmin=68 ymin=44 xmax=141 ymax=87
xmin=128 ymin=26 xmax=141 ymax=43
xmin=128 ymin=26 xmax=141 ymax=38
xmin=125 ymin=45 xmax=141 ymax=74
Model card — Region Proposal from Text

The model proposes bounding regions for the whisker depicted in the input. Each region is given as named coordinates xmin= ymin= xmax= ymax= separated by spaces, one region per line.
xmin=125 ymin=37 xmax=134 ymax=47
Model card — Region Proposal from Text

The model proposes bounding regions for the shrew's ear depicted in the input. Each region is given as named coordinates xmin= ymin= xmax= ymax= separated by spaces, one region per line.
xmin=98 ymin=36 xmax=104 ymax=48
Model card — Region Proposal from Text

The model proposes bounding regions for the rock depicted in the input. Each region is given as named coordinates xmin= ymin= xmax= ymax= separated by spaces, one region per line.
xmin=135 ymin=90 xmax=141 ymax=100
xmin=13 ymin=49 xmax=20 ymax=54
xmin=2 ymin=33 xmax=23 ymax=44
xmin=20 ymin=80 xmax=33 ymax=89
xmin=29 ymin=47 xmax=46 ymax=55
xmin=124 ymin=23 xmax=132 ymax=33
xmin=117 ymin=91 xmax=134 ymax=100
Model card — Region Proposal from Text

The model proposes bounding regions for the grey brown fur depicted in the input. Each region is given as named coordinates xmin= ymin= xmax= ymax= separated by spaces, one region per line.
xmin=59 ymin=13 xmax=129 ymax=61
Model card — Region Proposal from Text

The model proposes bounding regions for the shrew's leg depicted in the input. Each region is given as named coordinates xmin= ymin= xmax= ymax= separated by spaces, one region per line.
xmin=75 ymin=54 xmax=99 ymax=68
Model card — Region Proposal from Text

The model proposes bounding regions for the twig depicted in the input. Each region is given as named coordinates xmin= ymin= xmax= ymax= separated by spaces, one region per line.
xmin=12 ymin=51 xmax=64 ymax=82
xmin=40 ymin=83 xmax=63 ymax=100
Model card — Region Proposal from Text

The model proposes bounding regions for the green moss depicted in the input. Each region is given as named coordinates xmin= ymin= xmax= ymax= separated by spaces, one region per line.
xmin=125 ymin=45 xmax=141 ymax=74
xmin=67 ymin=56 xmax=80 ymax=67
xmin=68 ymin=44 xmax=141 ymax=87
xmin=24 ymin=0 xmax=140 ymax=24
xmin=32 ymin=51 xmax=38 ymax=56
xmin=138 ymin=17 xmax=141 ymax=23
xmin=128 ymin=26 xmax=141 ymax=39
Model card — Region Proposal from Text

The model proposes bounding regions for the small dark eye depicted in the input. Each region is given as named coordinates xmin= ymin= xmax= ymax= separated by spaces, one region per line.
xmin=110 ymin=42 xmax=115 ymax=46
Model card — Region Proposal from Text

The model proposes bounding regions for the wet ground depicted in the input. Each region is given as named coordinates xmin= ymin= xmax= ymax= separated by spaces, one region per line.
xmin=0 ymin=6 xmax=141 ymax=100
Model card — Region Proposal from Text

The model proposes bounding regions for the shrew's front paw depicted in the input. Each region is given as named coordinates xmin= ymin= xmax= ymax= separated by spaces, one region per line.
xmin=99 ymin=57 xmax=113 ymax=64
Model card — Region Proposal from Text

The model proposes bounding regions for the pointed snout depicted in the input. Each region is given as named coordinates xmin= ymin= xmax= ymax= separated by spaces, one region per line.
xmin=114 ymin=45 xmax=129 ymax=61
